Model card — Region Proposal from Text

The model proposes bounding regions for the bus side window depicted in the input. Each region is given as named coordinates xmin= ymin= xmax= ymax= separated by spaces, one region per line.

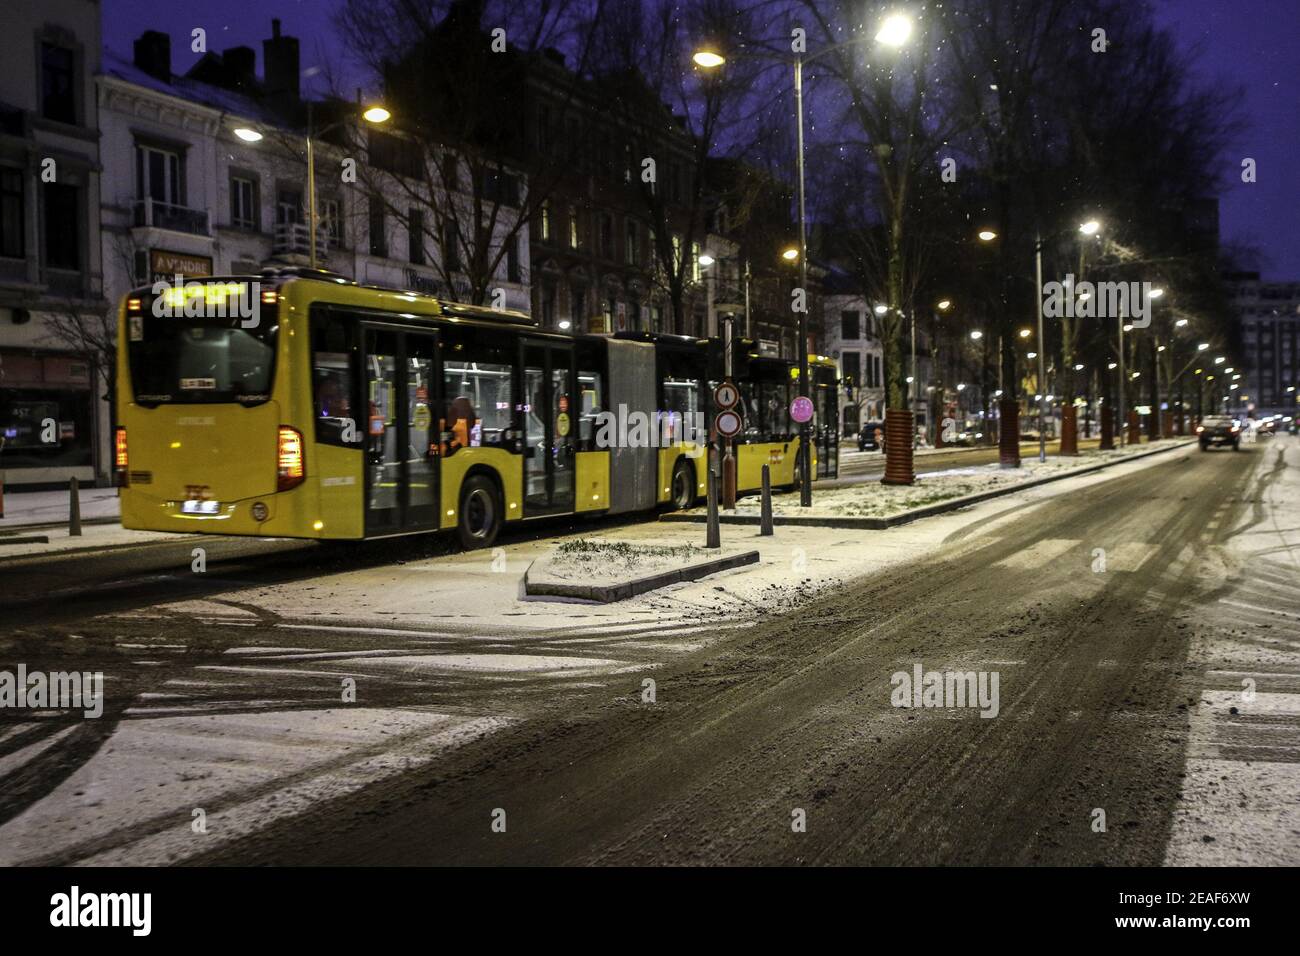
xmin=441 ymin=327 xmax=513 ymax=455
xmin=577 ymin=368 xmax=602 ymax=448
xmin=310 ymin=311 xmax=358 ymax=447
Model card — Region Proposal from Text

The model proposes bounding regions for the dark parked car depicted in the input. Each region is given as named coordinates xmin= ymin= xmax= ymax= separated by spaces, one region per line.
xmin=1197 ymin=414 xmax=1240 ymax=451
xmin=858 ymin=422 xmax=886 ymax=452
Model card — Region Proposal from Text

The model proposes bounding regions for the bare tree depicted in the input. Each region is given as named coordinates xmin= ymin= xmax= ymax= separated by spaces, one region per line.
xmin=586 ymin=0 xmax=764 ymax=333
xmin=334 ymin=0 xmax=608 ymax=306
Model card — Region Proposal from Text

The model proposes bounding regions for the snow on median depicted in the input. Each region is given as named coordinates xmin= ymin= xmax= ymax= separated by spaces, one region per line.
xmin=723 ymin=440 xmax=1189 ymax=519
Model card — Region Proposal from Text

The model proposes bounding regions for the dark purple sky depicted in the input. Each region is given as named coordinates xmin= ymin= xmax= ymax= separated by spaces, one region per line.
xmin=1154 ymin=0 xmax=1299 ymax=278
xmin=104 ymin=0 xmax=1299 ymax=279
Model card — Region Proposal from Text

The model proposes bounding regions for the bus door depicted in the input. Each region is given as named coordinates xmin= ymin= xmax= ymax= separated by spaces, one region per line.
xmin=363 ymin=326 xmax=440 ymax=534
xmin=521 ymin=340 xmax=575 ymax=515
xmin=815 ymin=372 xmax=839 ymax=478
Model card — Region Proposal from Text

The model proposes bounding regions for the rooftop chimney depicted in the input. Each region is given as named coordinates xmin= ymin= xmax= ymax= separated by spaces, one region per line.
xmin=262 ymin=18 xmax=300 ymax=106
xmin=133 ymin=30 xmax=171 ymax=83
xmin=222 ymin=46 xmax=256 ymax=92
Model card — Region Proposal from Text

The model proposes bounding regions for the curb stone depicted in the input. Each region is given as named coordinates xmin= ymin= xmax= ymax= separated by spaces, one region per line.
xmin=523 ymin=549 xmax=761 ymax=602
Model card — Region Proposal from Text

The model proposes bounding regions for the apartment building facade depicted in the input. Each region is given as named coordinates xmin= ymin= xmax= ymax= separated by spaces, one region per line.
xmin=823 ymin=293 xmax=886 ymax=437
xmin=99 ymin=22 xmax=531 ymax=309
xmin=0 ymin=0 xmax=108 ymax=486
xmin=1226 ymin=271 xmax=1300 ymax=416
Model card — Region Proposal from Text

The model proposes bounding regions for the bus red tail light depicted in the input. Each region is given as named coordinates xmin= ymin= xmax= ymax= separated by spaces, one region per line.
xmin=277 ymin=426 xmax=305 ymax=491
xmin=114 ymin=427 xmax=129 ymax=486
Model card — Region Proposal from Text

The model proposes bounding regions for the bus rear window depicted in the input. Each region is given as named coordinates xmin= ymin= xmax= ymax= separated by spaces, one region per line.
xmin=128 ymin=316 xmax=277 ymax=405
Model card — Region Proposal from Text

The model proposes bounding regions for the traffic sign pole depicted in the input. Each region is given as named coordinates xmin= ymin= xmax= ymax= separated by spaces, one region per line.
xmin=719 ymin=319 xmax=738 ymax=510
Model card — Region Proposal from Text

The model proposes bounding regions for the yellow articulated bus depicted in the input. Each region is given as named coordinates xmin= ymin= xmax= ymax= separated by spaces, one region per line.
xmin=115 ymin=270 xmax=837 ymax=548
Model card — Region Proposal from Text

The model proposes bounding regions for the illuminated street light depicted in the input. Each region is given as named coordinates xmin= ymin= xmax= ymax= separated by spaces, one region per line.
xmin=874 ymin=304 xmax=888 ymax=315
xmin=697 ymin=253 xmax=715 ymax=267
xmin=970 ymin=330 xmax=984 ymax=341
xmin=362 ymin=106 xmax=391 ymax=124
xmin=782 ymin=246 xmax=799 ymax=261
xmin=1018 ymin=328 xmax=1032 ymax=339
xmin=692 ymin=49 xmax=726 ymax=68
xmin=978 ymin=230 xmax=998 ymax=242
xmin=1150 ymin=287 xmax=1165 ymax=299
xmin=1197 ymin=343 xmax=1209 ymax=351
xmin=1027 ymin=351 xmax=1037 ymax=359
xmin=1108 ymin=362 xmax=1118 ymax=370
xmin=233 ymin=127 xmax=263 ymax=142
xmin=1175 ymin=318 xmax=1189 ymax=327
xmin=937 ymin=299 xmax=952 ymax=310
xmin=875 ymin=13 xmax=914 ymax=47
xmin=1079 ymin=220 xmax=1100 ymax=236
xmin=1215 ymin=356 xmax=1225 ymax=364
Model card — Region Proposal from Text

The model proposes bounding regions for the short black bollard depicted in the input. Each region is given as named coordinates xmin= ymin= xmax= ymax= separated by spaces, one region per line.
xmin=760 ymin=464 xmax=774 ymax=536
xmin=69 ymin=476 xmax=82 ymax=536
xmin=706 ymin=458 xmax=721 ymax=549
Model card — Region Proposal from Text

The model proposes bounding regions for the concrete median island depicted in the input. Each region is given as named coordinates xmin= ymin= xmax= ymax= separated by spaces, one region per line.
xmin=523 ymin=538 xmax=760 ymax=602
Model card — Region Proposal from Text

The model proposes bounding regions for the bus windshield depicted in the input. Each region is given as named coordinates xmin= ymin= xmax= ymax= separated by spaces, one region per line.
xmin=128 ymin=315 xmax=278 ymax=406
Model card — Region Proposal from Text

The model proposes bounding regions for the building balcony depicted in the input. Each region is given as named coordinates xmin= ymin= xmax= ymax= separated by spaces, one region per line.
xmin=133 ymin=198 xmax=210 ymax=236
xmin=272 ymin=222 xmax=331 ymax=259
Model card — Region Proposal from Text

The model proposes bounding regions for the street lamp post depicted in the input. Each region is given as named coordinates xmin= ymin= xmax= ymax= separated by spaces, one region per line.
xmin=306 ymin=102 xmax=319 ymax=269
xmin=794 ymin=55 xmax=812 ymax=506
xmin=299 ymin=101 xmax=391 ymax=270
xmin=695 ymin=13 xmax=913 ymax=507
xmin=1034 ymin=231 xmax=1047 ymax=462
xmin=910 ymin=308 xmax=917 ymax=445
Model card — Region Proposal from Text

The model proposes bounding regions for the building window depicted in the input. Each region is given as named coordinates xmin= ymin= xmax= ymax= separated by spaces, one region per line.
xmin=506 ymin=234 xmax=521 ymax=283
xmin=540 ymin=201 xmax=551 ymax=242
xmin=841 ymin=310 xmax=860 ymax=340
xmin=408 ymin=208 xmax=425 ymax=265
xmin=625 ymin=219 xmax=638 ymax=265
xmin=321 ymin=197 xmax=341 ymax=247
xmin=41 ymin=43 xmax=76 ymax=124
xmin=230 ymin=175 xmax=258 ymax=230
xmin=540 ymin=281 xmax=556 ymax=327
xmin=444 ymin=221 xmax=460 ymax=271
xmin=275 ymin=187 xmax=302 ymax=226
xmin=136 ymin=144 xmax=182 ymax=207
xmin=842 ymin=351 xmax=861 ymax=385
xmin=0 ymin=168 xmax=23 ymax=258
xmin=690 ymin=241 xmax=701 ymax=282
xmin=568 ymin=205 xmax=580 ymax=249
xmin=43 ymin=183 xmax=79 ymax=269
xmin=368 ymin=197 xmax=387 ymax=257
xmin=483 ymin=170 xmax=519 ymax=207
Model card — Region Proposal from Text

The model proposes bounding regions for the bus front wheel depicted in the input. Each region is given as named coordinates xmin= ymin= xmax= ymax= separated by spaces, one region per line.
xmin=457 ymin=475 xmax=502 ymax=550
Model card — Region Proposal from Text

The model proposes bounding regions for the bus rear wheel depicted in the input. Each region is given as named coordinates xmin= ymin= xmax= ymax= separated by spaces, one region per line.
xmin=670 ymin=458 xmax=696 ymax=510
xmin=457 ymin=475 xmax=502 ymax=550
